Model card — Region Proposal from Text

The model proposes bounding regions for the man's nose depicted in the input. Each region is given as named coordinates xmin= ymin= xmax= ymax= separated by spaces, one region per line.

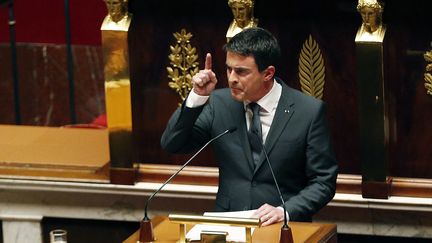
xmin=227 ymin=70 xmax=237 ymax=83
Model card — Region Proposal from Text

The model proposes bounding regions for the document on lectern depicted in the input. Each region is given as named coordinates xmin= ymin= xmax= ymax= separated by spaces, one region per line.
xmin=185 ymin=210 xmax=257 ymax=242
xmin=204 ymin=210 xmax=257 ymax=218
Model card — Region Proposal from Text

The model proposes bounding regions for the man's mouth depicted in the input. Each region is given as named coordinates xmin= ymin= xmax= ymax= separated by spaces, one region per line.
xmin=230 ymin=87 xmax=242 ymax=93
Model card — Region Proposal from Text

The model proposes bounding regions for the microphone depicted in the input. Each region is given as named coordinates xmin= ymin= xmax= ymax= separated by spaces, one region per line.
xmin=261 ymin=144 xmax=293 ymax=243
xmin=139 ymin=127 xmax=237 ymax=242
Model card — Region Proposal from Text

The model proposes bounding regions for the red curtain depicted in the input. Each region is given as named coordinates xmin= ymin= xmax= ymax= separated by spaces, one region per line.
xmin=0 ymin=0 xmax=106 ymax=45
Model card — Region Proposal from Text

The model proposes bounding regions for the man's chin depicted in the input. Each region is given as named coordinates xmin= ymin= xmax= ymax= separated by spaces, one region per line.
xmin=230 ymin=91 xmax=244 ymax=102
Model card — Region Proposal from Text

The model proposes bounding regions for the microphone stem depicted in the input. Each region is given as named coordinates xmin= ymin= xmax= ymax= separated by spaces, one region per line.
xmin=144 ymin=129 xmax=230 ymax=219
xmin=262 ymin=145 xmax=289 ymax=228
xmin=282 ymin=204 xmax=288 ymax=228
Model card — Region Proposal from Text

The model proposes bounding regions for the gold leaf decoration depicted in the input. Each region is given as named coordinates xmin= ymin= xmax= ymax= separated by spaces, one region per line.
xmin=167 ymin=29 xmax=199 ymax=102
xmin=424 ymin=50 xmax=432 ymax=96
xmin=298 ymin=34 xmax=325 ymax=99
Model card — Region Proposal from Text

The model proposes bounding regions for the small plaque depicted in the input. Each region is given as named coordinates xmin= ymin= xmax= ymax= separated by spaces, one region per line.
xmin=200 ymin=230 xmax=228 ymax=243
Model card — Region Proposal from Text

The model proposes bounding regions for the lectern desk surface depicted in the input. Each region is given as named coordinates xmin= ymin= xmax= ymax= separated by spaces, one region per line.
xmin=123 ymin=216 xmax=337 ymax=243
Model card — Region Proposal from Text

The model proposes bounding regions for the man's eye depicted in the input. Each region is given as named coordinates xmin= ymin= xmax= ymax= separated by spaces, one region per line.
xmin=236 ymin=69 xmax=247 ymax=75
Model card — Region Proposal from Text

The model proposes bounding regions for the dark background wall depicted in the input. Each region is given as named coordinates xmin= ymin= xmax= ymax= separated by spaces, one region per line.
xmin=128 ymin=0 xmax=432 ymax=179
xmin=0 ymin=0 xmax=106 ymax=126
xmin=0 ymin=0 xmax=431 ymax=179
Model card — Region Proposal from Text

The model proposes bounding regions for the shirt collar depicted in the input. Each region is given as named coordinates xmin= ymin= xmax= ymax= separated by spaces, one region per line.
xmin=244 ymin=79 xmax=282 ymax=113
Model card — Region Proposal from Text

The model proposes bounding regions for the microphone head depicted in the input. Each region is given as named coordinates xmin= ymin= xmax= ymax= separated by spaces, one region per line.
xmin=228 ymin=127 xmax=237 ymax=133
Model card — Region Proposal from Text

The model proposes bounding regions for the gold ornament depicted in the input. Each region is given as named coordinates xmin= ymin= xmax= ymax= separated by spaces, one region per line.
xmin=357 ymin=0 xmax=384 ymax=12
xmin=424 ymin=50 xmax=432 ymax=96
xmin=167 ymin=29 xmax=199 ymax=102
xmin=298 ymin=35 xmax=326 ymax=100
xmin=228 ymin=0 xmax=254 ymax=7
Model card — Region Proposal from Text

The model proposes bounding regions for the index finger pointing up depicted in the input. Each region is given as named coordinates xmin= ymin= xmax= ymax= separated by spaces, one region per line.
xmin=204 ymin=53 xmax=212 ymax=70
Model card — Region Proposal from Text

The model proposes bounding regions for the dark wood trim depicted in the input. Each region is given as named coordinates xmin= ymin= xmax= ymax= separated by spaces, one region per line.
xmin=136 ymin=164 xmax=432 ymax=198
xmin=362 ymin=177 xmax=393 ymax=199
xmin=0 ymin=163 xmax=110 ymax=183
xmin=392 ymin=177 xmax=432 ymax=198
xmin=110 ymin=167 xmax=137 ymax=185
xmin=136 ymin=164 xmax=219 ymax=186
xmin=335 ymin=174 xmax=362 ymax=195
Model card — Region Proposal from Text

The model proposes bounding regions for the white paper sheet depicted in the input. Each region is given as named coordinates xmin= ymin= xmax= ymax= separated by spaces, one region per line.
xmin=203 ymin=210 xmax=257 ymax=218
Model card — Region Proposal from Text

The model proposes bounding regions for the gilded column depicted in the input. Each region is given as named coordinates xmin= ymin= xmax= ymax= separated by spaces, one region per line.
xmin=101 ymin=0 xmax=135 ymax=184
xmin=355 ymin=0 xmax=391 ymax=198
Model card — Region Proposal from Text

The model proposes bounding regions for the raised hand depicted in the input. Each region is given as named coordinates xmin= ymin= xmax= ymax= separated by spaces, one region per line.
xmin=191 ymin=53 xmax=218 ymax=96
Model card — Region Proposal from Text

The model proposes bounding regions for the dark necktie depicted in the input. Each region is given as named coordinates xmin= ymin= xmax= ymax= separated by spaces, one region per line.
xmin=247 ymin=103 xmax=262 ymax=166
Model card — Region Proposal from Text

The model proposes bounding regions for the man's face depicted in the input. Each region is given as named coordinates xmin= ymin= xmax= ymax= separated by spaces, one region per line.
xmin=226 ymin=52 xmax=271 ymax=102
xmin=360 ymin=7 xmax=379 ymax=31
xmin=231 ymin=2 xmax=251 ymax=27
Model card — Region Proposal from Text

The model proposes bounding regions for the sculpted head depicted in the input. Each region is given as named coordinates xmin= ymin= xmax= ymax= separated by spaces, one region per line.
xmin=104 ymin=0 xmax=128 ymax=23
xmin=228 ymin=0 xmax=254 ymax=28
xmin=357 ymin=0 xmax=384 ymax=33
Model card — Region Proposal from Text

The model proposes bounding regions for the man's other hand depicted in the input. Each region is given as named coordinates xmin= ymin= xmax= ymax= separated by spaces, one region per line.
xmin=252 ymin=203 xmax=285 ymax=226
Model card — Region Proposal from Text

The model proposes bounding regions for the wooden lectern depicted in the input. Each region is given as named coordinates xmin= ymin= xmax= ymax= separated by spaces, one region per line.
xmin=123 ymin=216 xmax=337 ymax=243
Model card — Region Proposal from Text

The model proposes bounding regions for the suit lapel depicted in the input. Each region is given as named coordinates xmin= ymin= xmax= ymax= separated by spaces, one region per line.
xmin=253 ymin=82 xmax=295 ymax=174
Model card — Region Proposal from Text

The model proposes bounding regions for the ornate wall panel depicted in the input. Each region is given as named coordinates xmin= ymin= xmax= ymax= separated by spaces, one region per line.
xmin=0 ymin=0 xmax=431 ymax=180
xmin=127 ymin=0 xmax=432 ymax=179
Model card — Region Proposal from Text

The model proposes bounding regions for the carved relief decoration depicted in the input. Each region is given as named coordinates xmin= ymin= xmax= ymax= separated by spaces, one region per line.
xmin=298 ymin=35 xmax=326 ymax=100
xmin=424 ymin=50 xmax=432 ymax=96
xmin=167 ymin=29 xmax=199 ymax=102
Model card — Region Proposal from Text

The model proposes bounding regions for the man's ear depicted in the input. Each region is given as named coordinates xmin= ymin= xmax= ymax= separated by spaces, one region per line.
xmin=263 ymin=66 xmax=275 ymax=81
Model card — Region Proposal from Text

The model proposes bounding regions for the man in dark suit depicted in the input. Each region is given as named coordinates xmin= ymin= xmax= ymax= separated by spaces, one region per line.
xmin=161 ymin=27 xmax=338 ymax=225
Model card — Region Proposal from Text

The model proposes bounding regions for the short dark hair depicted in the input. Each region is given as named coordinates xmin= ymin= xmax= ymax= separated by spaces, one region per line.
xmin=224 ymin=27 xmax=281 ymax=72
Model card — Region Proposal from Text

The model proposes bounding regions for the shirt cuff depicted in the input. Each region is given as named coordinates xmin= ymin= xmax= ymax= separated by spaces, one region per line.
xmin=185 ymin=90 xmax=209 ymax=108
xmin=277 ymin=206 xmax=290 ymax=222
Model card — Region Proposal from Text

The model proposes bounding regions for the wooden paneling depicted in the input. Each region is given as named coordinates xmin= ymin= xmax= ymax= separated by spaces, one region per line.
xmin=123 ymin=216 xmax=337 ymax=243
xmin=137 ymin=164 xmax=432 ymax=198
xmin=128 ymin=0 xmax=432 ymax=179
xmin=0 ymin=125 xmax=110 ymax=182
xmin=1 ymin=0 xmax=430 ymax=181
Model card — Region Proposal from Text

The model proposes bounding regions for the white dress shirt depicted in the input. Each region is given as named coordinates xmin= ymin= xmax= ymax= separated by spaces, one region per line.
xmin=244 ymin=81 xmax=281 ymax=144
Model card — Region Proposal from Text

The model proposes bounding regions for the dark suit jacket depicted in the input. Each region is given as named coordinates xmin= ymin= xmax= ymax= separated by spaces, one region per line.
xmin=161 ymin=79 xmax=338 ymax=222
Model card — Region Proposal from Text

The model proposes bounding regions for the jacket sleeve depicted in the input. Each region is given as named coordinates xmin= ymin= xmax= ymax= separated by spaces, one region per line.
xmin=160 ymin=101 xmax=213 ymax=154
xmin=283 ymin=103 xmax=338 ymax=221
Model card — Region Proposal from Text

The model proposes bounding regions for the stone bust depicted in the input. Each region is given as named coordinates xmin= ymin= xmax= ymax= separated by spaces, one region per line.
xmin=226 ymin=0 xmax=258 ymax=42
xmin=101 ymin=0 xmax=131 ymax=31
xmin=355 ymin=0 xmax=386 ymax=42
